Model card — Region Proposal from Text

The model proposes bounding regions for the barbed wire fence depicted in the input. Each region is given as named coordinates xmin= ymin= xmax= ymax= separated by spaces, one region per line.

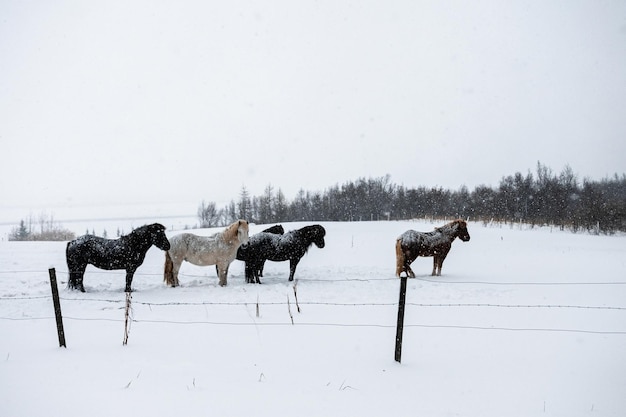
xmin=1 ymin=268 xmax=626 ymax=355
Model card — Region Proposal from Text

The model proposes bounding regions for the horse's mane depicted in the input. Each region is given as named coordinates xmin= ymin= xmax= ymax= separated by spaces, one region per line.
xmin=131 ymin=224 xmax=151 ymax=235
xmin=435 ymin=219 xmax=466 ymax=233
xmin=126 ymin=223 xmax=165 ymax=236
xmin=222 ymin=220 xmax=247 ymax=241
xmin=300 ymin=224 xmax=325 ymax=236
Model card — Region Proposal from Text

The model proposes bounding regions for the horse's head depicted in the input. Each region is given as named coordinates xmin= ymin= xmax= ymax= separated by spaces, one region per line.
xmin=454 ymin=220 xmax=471 ymax=242
xmin=149 ymin=223 xmax=171 ymax=251
xmin=305 ymin=224 xmax=326 ymax=249
xmin=262 ymin=224 xmax=284 ymax=235
xmin=236 ymin=219 xmax=250 ymax=245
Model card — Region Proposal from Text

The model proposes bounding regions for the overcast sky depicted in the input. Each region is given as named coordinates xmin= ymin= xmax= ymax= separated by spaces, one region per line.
xmin=1 ymin=1 xmax=625 ymax=220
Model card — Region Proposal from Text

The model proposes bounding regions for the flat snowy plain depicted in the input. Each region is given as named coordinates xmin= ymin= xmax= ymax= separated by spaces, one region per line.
xmin=1 ymin=220 xmax=625 ymax=417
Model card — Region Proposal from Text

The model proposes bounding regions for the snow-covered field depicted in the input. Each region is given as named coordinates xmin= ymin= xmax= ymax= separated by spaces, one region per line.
xmin=1 ymin=220 xmax=625 ymax=417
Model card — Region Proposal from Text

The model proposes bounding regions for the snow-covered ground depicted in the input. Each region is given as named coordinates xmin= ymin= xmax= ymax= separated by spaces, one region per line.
xmin=1 ymin=220 xmax=625 ymax=417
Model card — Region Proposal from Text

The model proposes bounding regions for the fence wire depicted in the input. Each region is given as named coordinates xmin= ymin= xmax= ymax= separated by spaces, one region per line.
xmin=2 ymin=293 xmax=626 ymax=311
xmin=2 ymin=269 xmax=626 ymax=336
xmin=3 ymin=268 xmax=626 ymax=286
xmin=2 ymin=315 xmax=626 ymax=335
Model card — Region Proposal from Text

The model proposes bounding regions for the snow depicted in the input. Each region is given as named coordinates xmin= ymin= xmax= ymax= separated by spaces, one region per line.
xmin=1 ymin=220 xmax=625 ymax=417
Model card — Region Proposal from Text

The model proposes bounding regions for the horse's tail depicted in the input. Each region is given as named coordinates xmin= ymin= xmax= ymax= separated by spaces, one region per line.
xmin=66 ymin=241 xmax=73 ymax=289
xmin=164 ymin=251 xmax=175 ymax=286
xmin=395 ymin=238 xmax=405 ymax=278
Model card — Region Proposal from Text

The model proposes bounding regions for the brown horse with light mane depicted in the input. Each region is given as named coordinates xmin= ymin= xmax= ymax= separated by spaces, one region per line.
xmin=395 ymin=219 xmax=470 ymax=277
xmin=164 ymin=219 xmax=249 ymax=287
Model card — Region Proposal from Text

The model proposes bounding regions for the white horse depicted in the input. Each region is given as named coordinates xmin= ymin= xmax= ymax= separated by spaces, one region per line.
xmin=164 ymin=219 xmax=249 ymax=287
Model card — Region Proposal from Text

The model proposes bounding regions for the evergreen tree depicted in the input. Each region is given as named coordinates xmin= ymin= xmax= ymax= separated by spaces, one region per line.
xmin=274 ymin=188 xmax=288 ymax=222
xmin=237 ymin=186 xmax=252 ymax=221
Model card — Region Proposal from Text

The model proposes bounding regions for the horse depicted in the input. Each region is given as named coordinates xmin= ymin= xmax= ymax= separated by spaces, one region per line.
xmin=260 ymin=224 xmax=285 ymax=235
xmin=216 ymin=224 xmax=284 ymax=278
xmin=237 ymin=224 xmax=326 ymax=284
xmin=164 ymin=219 xmax=249 ymax=287
xmin=66 ymin=223 xmax=171 ymax=292
xmin=252 ymin=224 xmax=284 ymax=278
xmin=395 ymin=219 xmax=470 ymax=278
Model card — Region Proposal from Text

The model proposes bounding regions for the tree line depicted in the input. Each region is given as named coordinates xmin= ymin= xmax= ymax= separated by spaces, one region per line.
xmin=199 ymin=162 xmax=626 ymax=234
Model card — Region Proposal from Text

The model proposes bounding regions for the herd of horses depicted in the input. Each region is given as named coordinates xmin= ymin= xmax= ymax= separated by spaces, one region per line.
xmin=66 ymin=219 xmax=470 ymax=292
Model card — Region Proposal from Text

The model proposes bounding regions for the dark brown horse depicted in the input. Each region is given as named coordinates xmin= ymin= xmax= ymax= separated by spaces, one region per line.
xmin=395 ymin=219 xmax=470 ymax=277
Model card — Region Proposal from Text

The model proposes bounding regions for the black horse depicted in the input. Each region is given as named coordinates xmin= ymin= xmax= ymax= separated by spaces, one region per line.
xmin=66 ymin=223 xmax=170 ymax=292
xmin=259 ymin=224 xmax=285 ymax=235
xmin=254 ymin=224 xmax=284 ymax=278
xmin=237 ymin=224 xmax=325 ymax=283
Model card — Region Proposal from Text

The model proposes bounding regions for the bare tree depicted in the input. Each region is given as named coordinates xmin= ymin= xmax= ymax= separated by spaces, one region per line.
xmin=197 ymin=200 xmax=219 ymax=228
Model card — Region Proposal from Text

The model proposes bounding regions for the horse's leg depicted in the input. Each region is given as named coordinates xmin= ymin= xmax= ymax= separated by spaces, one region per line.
xmin=431 ymin=256 xmax=439 ymax=276
xmin=435 ymin=256 xmax=443 ymax=276
xmin=70 ymin=271 xmax=86 ymax=292
xmin=77 ymin=270 xmax=86 ymax=292
xmin=253 ymin=261 xmax=262 ymax=284
xmin=125 ymin=271 xmax=135 ymax=292
xmin=403 ymin=253 xmax=415 ymax=278
xmin=403 ymin=251 xmax=416 ymax=278
xmin=217 ymin=263 xmax=228 ymax=287
xmin=404 ymin=259 xmax=415 ymax=278
xmin=170 ymin=259 xmax=182 ymax=287
xmin=406 ymin=264 xmax=415 ymax=278
xmin=259 ymin=260 xmax=266 ymax=277
xmin=244 ymin=263 xmax=253 ymax=283
xmin=435 ymin=246 xmax=451 ymax=276
xmin=68 ymin=264 xmax=87 ymax=292
xmin=437 ymin=251 xmax=450 ymax=276
xmin=165 ymin=252 xmax=182 ymax=287
xmin=288 ymin=258 xmax=301 ymax=281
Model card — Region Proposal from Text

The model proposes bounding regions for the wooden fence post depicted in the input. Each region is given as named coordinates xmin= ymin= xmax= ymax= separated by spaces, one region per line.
xmin=293 ymin=279 xmax=301 ymax=313
xmin=394 ymin=276 xmax=408 ymax=363
xmin=48 ymin=268 xmax=66 ymax=348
